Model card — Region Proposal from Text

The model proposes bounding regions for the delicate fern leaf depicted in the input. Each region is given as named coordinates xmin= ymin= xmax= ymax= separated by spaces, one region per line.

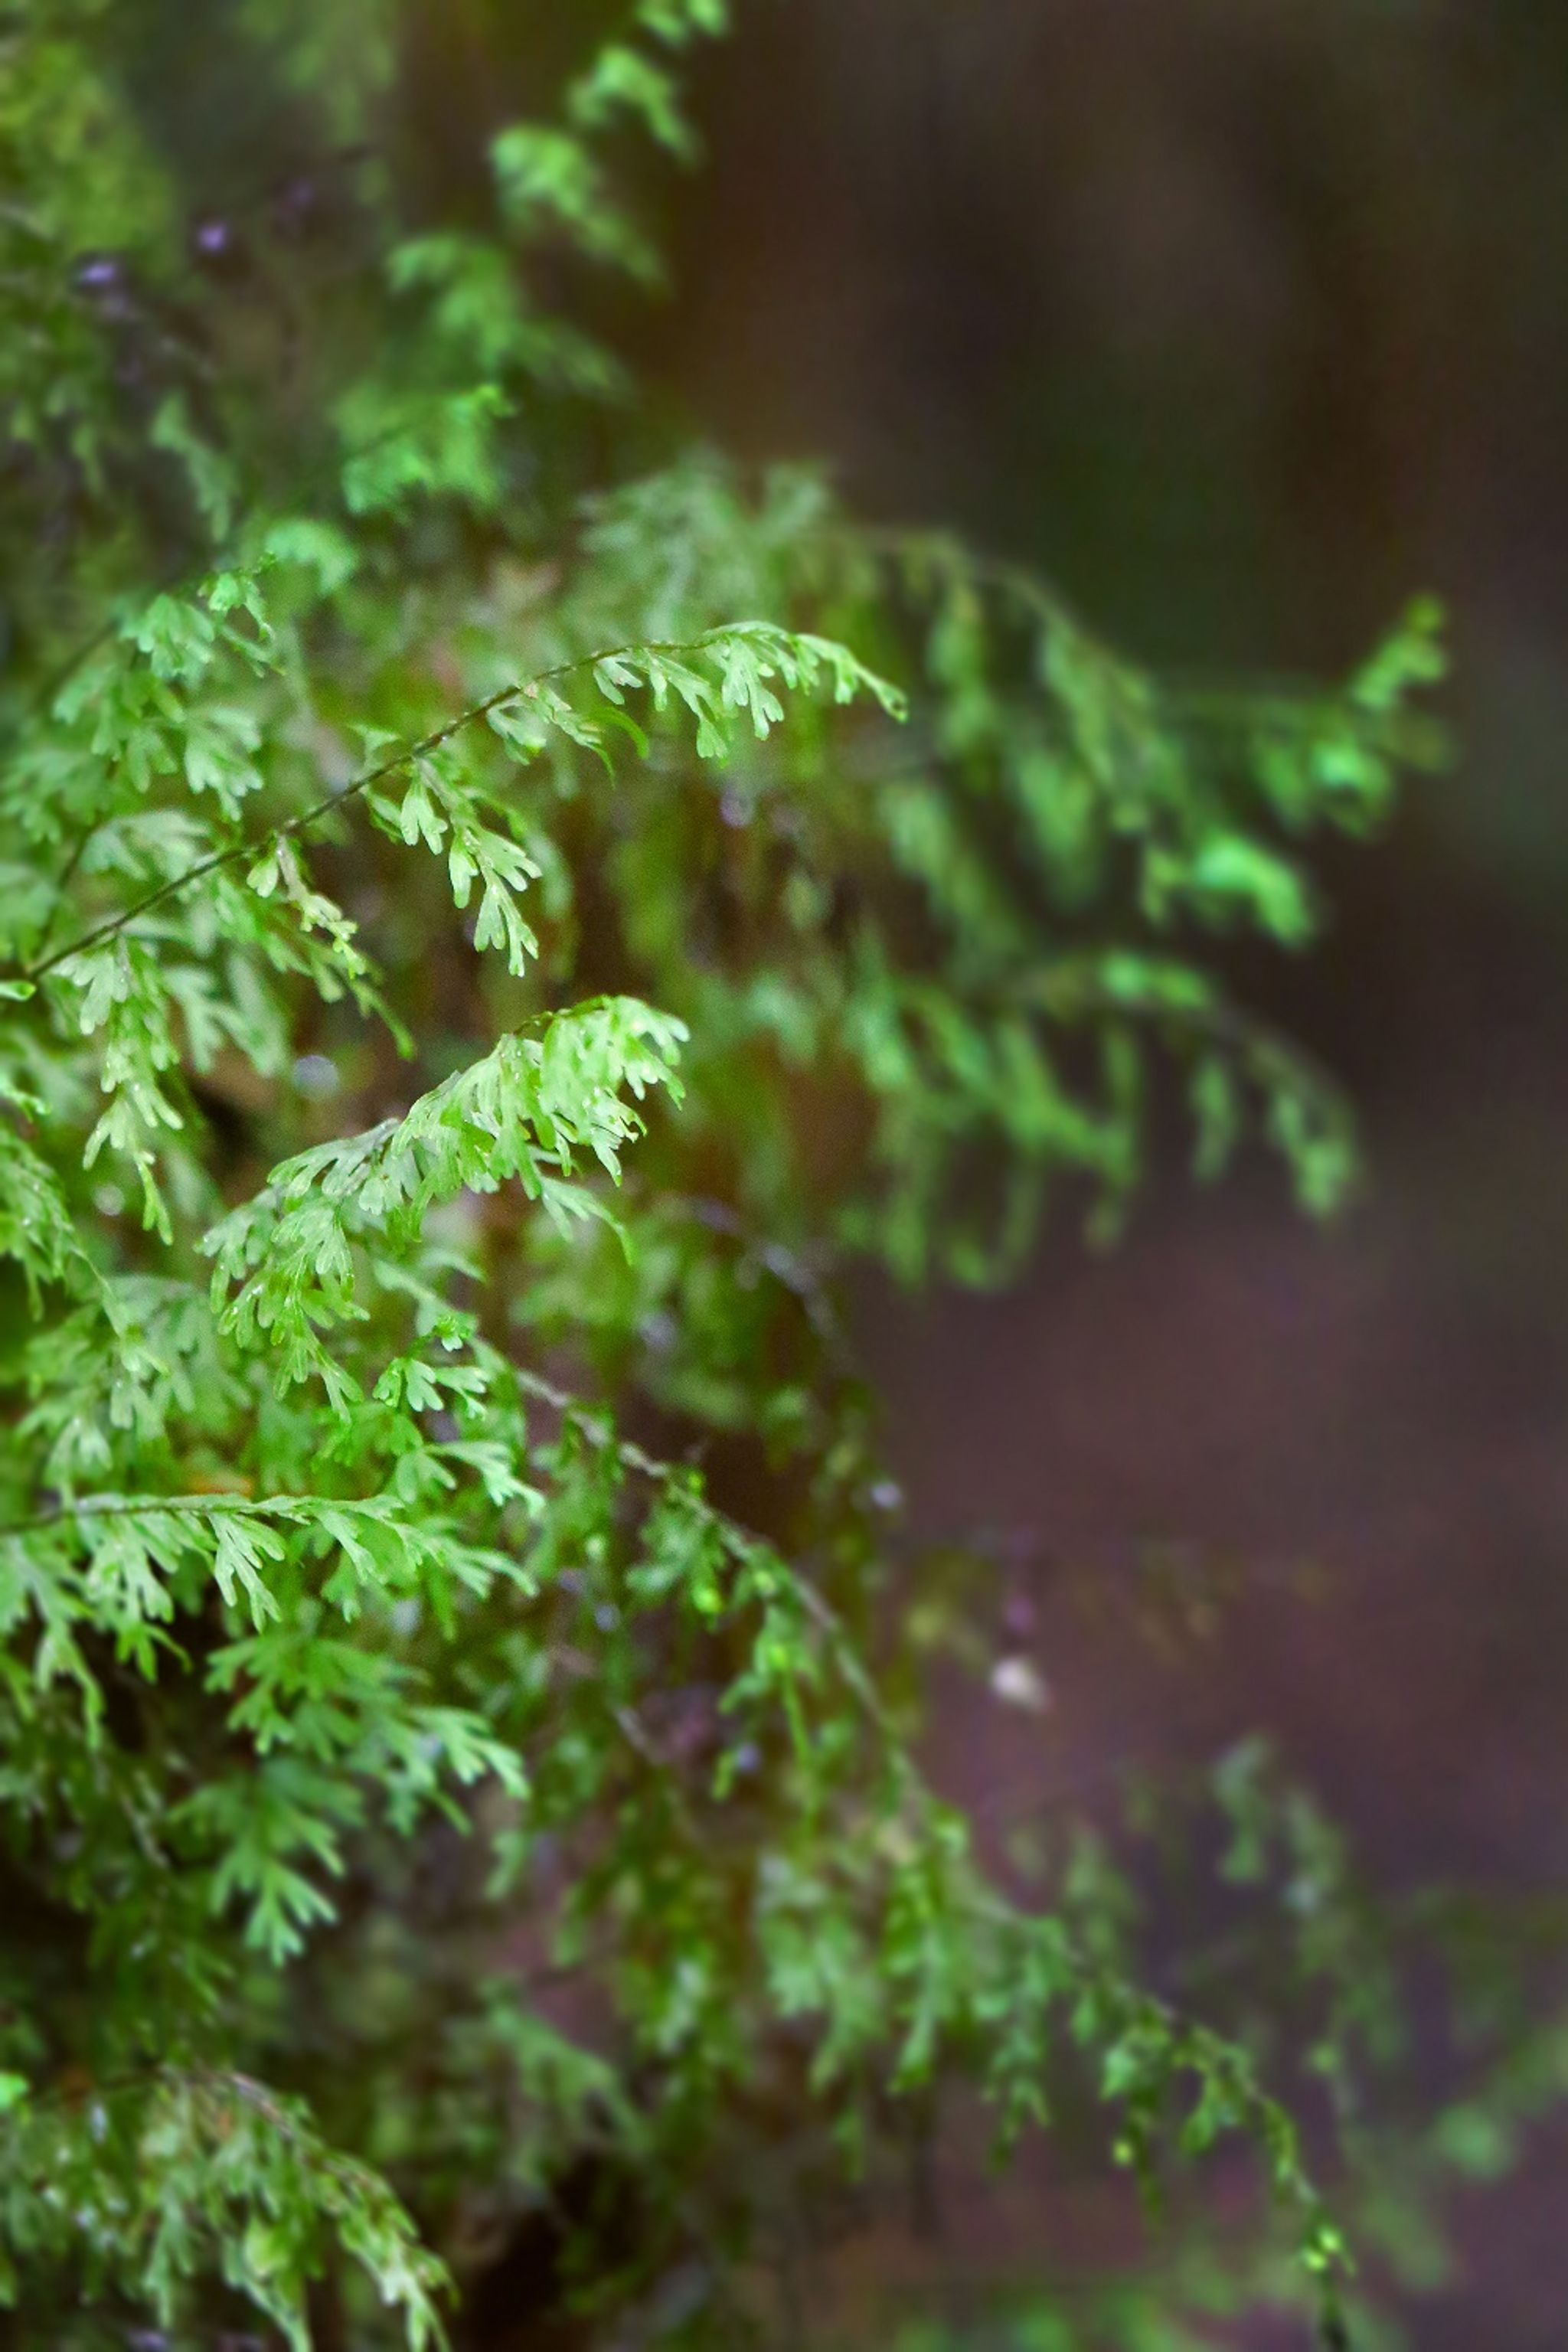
xmin=204 ymin=999 xmax=685 ymax=1389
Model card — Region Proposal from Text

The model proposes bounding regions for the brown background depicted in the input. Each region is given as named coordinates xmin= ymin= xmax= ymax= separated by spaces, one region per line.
xmin=640 ymin=3 xmax=1568 ymax=2341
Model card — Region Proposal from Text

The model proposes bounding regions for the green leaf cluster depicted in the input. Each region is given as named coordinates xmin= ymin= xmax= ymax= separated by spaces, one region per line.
xmin=0 ymin=5 xmax=1479 ymax=2347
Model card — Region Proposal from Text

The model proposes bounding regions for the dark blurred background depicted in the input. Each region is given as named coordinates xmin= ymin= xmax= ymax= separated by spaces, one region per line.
xmin=635 ymin=2 xmax=1568 ymax=2340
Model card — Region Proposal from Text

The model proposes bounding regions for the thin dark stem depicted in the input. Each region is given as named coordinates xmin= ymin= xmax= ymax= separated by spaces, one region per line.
xmin=13 ymin=634 xmax=717 ymax=986
xmin=18 ymin=682 xmax=522 ymax=985
xmin=0 ymin=1491 xmax=294 ymax=1543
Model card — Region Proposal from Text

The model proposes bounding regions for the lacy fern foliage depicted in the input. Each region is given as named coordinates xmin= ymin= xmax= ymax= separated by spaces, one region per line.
xmin=0 ymin=3 xmax=1452 ymax=2345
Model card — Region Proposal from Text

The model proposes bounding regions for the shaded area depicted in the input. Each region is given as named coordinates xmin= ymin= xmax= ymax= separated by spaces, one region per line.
xmin=643 ymin=1 xmax=1568 ymax=2337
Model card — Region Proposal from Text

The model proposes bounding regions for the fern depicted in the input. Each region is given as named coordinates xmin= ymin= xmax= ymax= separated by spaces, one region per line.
xmin=0 ymin=7 xmax=1506 ymax=2350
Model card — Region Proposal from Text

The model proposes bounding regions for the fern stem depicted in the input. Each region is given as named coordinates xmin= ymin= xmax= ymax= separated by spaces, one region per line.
xmin=14 ymin=632 xmax=760 ymax=987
